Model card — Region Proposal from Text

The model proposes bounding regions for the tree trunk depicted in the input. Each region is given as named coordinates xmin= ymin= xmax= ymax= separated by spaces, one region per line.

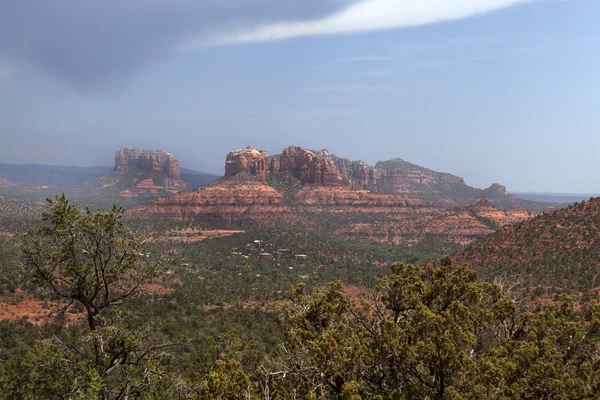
xmin=86 ymin=307 xmax=103 ymax=368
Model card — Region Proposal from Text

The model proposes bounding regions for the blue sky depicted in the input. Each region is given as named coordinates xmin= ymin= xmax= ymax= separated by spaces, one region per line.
xmin=0 ymin=0 xmax=598 ymax=192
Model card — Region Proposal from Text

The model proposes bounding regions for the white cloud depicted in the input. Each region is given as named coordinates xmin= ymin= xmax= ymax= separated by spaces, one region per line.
xmin=366 ymin=69 xmax=395 ymax=77
xmin=333 ymin=55 xmax=391 ymax=62
xmin=210 ymin=0 xmax=534 ymax=46
xmin=303 ymin=84 xmax=394 ymax=92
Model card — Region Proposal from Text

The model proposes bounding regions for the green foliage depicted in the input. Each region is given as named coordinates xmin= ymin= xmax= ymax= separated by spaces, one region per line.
xmin=3 ymin=195 xmax=600 ymax=399
xmin=3 ymin=195 xmax=184 ymax=400
xmin=201 ymin=359 xmax=255 ymax=400
xmin=261 ymin=257 xmax=600 ymax=399
xmin=17 ymin=194 xmax=160 ymax=323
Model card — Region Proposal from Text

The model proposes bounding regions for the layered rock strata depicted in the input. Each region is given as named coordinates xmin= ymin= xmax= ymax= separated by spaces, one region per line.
xmin=115 ymin=147 xmax=182 ymax=181
xmin=225 ymin=146 xmax=269 ymax=181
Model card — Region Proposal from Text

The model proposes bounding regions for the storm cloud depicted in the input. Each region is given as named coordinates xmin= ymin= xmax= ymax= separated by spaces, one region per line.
xmin=0 ymin=0 xmax=531 ymax=89
xmin=0 ymin=0 xmax=357 ymax=89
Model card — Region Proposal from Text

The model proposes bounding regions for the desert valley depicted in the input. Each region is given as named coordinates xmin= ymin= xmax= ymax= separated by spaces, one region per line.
xmin=2 ymin=1 xmax=598 ymax=397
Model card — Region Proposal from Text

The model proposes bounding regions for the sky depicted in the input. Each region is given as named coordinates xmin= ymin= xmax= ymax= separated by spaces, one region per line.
xmin=0 ymin=0 xmax=598 ymax=193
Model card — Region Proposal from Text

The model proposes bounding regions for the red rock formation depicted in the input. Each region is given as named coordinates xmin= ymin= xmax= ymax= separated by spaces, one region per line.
xmin=279 ymin=146 xmax=340 ymax=186
xmin=98 ymin=147 xmax=188 ymax=196
xmin=128 ymin=180 xmax=293 ymax=227
xmin=129 ymin=145 xmax=539 ymax=246
xmin=293 ymin=187 xmax=422 ymax=208
xmin=314 ymin=150 xmax=377 ymax=188
xmin=269 ymin=157 xmax=279 ymax=173
xmin=341 ymin=197 xmax=536 ymax=246
xmin=115 ymin=147 xmax=182 ymax=180
xmin=225 ymin=146 xmax=269 ymax=181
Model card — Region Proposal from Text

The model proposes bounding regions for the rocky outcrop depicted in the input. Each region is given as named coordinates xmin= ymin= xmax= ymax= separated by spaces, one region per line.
xmin=129 ymin=180 xmax=293 ymax=227
xmin=90 ymin=147 xmax=188 ymax=196
xmin=293 ymin=187 xmax=423 ymax=208
xmin=341 ymin=197 xmax=536 ymax=247
xmin=225 ymin=146 xmax=269 ymax=181
xmin=279 ymin=146 xmax=340 ymax=186
xmin=264 ymin=146 xmax=542 ymax=209
xmin=115 ymin=147 xmax=182 ymax=181
xmin=375 ymin=158 xmax=466 ymax=186
xmin=268 ymin=157 xmax=279 ymax=173
xmin=314 ymin=150 xmax=377 ymax=188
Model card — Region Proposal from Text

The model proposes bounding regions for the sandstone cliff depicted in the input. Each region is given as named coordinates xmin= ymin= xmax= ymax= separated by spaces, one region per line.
xmin=314 ymin=150 xmax=377 ymax=188
xmin=115 ymin=147 xmax=182 ymax=181
xmin=129 ymin=180 xmax=293 ymax=227
xmin=225 ymin=146 xmax=269 ymax=181
xmin=278 ymin=146 xmax=340 ymax=186
xmin=341 ymin=197 xmax=536 ymax=247
xmin=93 ymin=147 xmax=187 ymax=196
xmin=269 ymin=146 xmax=537 ymax=209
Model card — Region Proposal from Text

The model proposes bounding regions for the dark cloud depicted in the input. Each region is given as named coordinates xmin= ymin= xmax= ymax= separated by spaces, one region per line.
xmin=0 ymin=0 xmax=358 ymax=89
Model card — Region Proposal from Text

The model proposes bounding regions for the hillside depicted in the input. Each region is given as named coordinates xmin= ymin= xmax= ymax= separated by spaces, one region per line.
xmin=457 ymin=197 xmax=600 ymax=297
xmin=0 ymin=195 xmax=43 ymax=233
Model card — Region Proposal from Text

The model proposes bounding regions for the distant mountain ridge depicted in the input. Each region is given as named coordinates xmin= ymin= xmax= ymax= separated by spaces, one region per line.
xmin=230 ymin=145 xmax=542 ymax=210
xmin=0 ymin=163 xmax=111 ymax=187
xmin=512 ymin=192 xmax=600 ymax=204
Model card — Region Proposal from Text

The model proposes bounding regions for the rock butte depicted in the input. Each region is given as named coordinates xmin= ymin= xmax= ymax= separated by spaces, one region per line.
xmin=225 ymin=146 xmax=269 ymax=181
xmin=115 ymin=147 xmax=183 ymax=181
xmin=103 ymin=147 xmax=188 ymax=196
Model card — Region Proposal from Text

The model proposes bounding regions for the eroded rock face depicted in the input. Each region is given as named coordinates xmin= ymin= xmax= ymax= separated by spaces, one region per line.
xmin=225 ymin=146 xmax=269 ymax=181
xmin=279 ymin=146 xmax=340 ymax=186
xmin=104 ymin=147 xmax=187 ymax=196
xmin=115 ymin=147 xmax=182 ymax=180
xmin=128 ymin=180 xmax=293 ymax=227
xmin=340 ymin=197 xmax=537 ymax=246
xmin=268 ymin=157 xmax=279 ymax=173
xmin=314 ymin=150 xmax=377 ymax=188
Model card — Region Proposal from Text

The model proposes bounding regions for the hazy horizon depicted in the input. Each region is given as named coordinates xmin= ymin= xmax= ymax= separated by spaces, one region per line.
xmin=1 ymin=0 xmax=598 ymax=193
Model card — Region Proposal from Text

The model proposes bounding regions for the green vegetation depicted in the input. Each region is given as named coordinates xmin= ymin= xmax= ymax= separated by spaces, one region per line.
xmin=265 ymin=172 xmax=304 ymax=202
xmin=1 ymin=196 xmax=599 ymax=399
xmin=259 ymin=258 xmax=600 ymax=399
xmin=0 ymin=195 xmax=42 ymax=233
